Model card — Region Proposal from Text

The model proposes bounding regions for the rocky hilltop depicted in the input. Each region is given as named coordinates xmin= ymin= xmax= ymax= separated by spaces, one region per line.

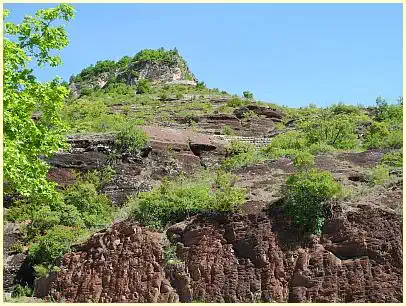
xmin=69 ymin=48 xmax=198 ymax=98
xmin=4 ymin=48 xmax=403 ymax=303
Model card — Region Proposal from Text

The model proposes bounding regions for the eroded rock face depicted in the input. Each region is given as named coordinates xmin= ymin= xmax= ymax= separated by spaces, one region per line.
xmin=44 ymin=222 xmax=179 ymax=303
xmin=3 ymin=222 xmax=34 ymax=293
xmin=44 ymin=196 xmax=402 ymax=303
xmin=166 ymin=203 xmax=402 ymax=303
xmin=47 ymin=127 xmax=222 ymax=205
xmin=233 ymin=105 xmax=284 ymax=122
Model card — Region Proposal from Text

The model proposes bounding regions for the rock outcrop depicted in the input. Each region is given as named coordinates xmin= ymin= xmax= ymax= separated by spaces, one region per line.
xmin=69 ymin=49 xmax=198 ymax=98
xmin=43 ymin=194 xmax=402 ymax=303
xmin=47 ymin=126 xmax=223 ymax=205
xmin=40 ymin=222 xmax=179 ymax=303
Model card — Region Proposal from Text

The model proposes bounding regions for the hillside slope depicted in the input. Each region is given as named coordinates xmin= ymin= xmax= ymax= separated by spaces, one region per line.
xmin=4 ymin=48 xmax=403 ymax=303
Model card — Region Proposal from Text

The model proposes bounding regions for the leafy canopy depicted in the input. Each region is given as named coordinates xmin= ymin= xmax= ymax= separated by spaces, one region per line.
xmin=3 ymin=4 xmax=75 ymax=200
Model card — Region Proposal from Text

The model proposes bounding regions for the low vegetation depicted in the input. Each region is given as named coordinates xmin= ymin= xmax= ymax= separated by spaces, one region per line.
xmin=127 ymin=170 xmax=247 ymax=229
xmin=284 ymin=168 xmax=342 ymax=235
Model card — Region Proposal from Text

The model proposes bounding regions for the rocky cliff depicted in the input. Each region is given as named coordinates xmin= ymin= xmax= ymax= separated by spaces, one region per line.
xmin=69 ymin=48 xmax=198 ymax=98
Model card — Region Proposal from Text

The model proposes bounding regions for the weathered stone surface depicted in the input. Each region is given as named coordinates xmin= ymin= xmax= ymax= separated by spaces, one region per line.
xmin=3 ymin=222 xmax=34 ymax=293
xmin=47 ymin=127 xmax=220 ymax=205
xmin=164 ymin=200 xmax=402 ymax=303
xmin=44 ymin=222 xmax=179 ymax=303
xmin=233 ymin=105 xmax=284 ymax=122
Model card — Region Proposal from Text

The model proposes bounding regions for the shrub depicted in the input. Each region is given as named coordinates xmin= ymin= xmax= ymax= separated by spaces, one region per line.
xmin=222 ymin=125 xmax=234 ymax=135
xmin=227 ymin=96 xmax=248 ymax=108
xmin=300 ymin=111 xmax=358 ymax=149
xmin=243 ymin=91 xmax=254 ymax=100
xmin=62 ymin=98 xmax=129 ymax=133
xmin=225 ymin=140 xmax=255 ymax=156
xmin=196 ymin=81 xmax=206 ymax=90
xmin=159 ymin=92 xmax=169 ymax=101
xmin=363 ymin=121 xmax=389 ymax=149
xmin=308 ymin=143 xmax=336 ymax=155
xmin=380 ymin=151 xmax=402 ymax=168
xmin=263 ymin=131 xmax=307 ymax=158
xmin=128 ymin=171 xmax=246 ymax=229
xmin=385 ymin=129 xmax=403 ymax=149
xmin=329 ymin=103 xmax=361 ymax=115
xmin=9 ymin=242 xmax=24 ymax=254
xmin=163 ymin=244 xmax=183 ymax=265
xmin=83 ymin=165 xmax=116 ymax=190
xmin=28 ymin=225 xmax=89 ymax=265
xmin=367 ymin=165 xmax=390 ymax=185
xmin=11 ymin=285 xmax=33 ymax=298
xmin=223 ymin=141 xmax=264 ymax=170
xmin=115 ymin=124 xmax=149 ymax=154
xmin=375 ymin=96 xmax=403 ymax=124
xmin=292 ymin=151 xmax=315 ymax=170
xmin=63 ymin=182 xmax=113 ymax=228
xmin=136 ymin=79 xmax=152 ymax=94
xmin=33 ymin=264 xmax=49 ymax=279
xmin=133 ymin=48 xmax=180 ymax=66
xmin=176 ymin=92 xmax=184 ymax=99
xmin=284 ymin=169 xmax=342 ymax=235
xmin=105 ymin=83 xmax=134 ymax=95
xmin=211 ymin=171 xmax=247 ymax=212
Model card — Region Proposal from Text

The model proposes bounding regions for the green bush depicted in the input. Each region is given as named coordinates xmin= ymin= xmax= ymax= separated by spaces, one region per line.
xmin=226 ymin=96 xmax=248 ymax=107
xmin=163 ymin=244 xmax=183 ymax=265
xmin=62 ymin=98 xmax=128 ymax=133
xmin=133 ymin=48 xmax=180 ymax=65
xmin=375 ymin=96 xmax=403 ymax=124
xmin=242 ymin=110 xmax=258 ymax=121
xmin=128 ymin=171 xmax=246 ymax=229
xmin=380 ymin=151 xmax=402 ymax=168
xmin=284 ymin=169 xmax=342 ymax=235
xmin=243 ymin=91 xmax=254 ymax=100
xmin=329 ymin=103 xmax=361 ymax=115
xmin=176 ymin=92 xmax=184 ymax=99
xmin=363 ymin=121 xmax=389 ymax=149
xmin=263 ymin=131 xmax=307 ymax=158
xmin=33 ymin=264 xmax=49 ymax=279
xmin=11 ymin=285 xmax=33 ymax=298
xmin=159 ymin=92 xmax=169 ymax=101
xmin=9 ymin=242 xmax=24 ymax=254
xmin=222 ymin=125 xmax=234 ymax=135
xmin=385 ymin=129 xmax=403 ymax=149
xmin=225 ymin=140 xmax=255 ymax=156
xmin=308 ymin=142 xmax=336 ymax=155
xmin=223 ymin=141 xmax=264 ymax=170
xmin=83 ymin=165 xmax=116 ymax=190
xmin=28 ymin=225 xmax=89 ymax=265
xmin=367 ymin=165 xmax=390 ymax=186
xmin=292 ymin=151 xmax=315 ymax=170
xmin=63 ymin=182 xmax=113 ymax=228
xmin=136 ymin=79 xmax=153 ymax=94
xmin=115 ymin=124 xmax=149 ymax=154
xmin=300 ymin=111 xmax=358 ymax=149
xmin=105 ymin=83 xmax=134 ymax=96
xmin=196 ymin=81 xmax=206 ymax=90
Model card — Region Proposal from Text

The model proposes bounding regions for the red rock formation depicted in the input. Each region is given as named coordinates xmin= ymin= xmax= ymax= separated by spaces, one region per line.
xmin=43 ymin=201 xmax=402 ymax=303
xmin=44 ymin=222 xmax=179 ymax=303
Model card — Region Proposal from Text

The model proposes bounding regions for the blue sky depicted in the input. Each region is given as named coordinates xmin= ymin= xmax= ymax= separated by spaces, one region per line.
xmin=4 ymin=3 xmax=403 ymax=107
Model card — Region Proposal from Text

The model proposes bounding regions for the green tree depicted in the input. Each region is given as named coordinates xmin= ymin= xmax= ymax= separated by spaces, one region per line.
xmin=243 ymin=91 xmax=254 ymax=99
xmin=284 ymin=169 xmax=341 ymax=235
xmin=136 ymin=79 xmax=152 ymax=94
xmin=3 ymin=5 xmax=75 ymax=201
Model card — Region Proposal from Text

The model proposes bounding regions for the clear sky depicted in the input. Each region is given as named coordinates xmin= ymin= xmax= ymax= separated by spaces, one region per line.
xmin=4 ymin=3 xmax=403 ymax=107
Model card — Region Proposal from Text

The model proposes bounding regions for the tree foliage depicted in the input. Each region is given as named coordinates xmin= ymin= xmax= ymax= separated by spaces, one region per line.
xmin=3 ymin=4 xmax=75 ymax=200
xmin=284 ymin=169 xmax=341 ymax=235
